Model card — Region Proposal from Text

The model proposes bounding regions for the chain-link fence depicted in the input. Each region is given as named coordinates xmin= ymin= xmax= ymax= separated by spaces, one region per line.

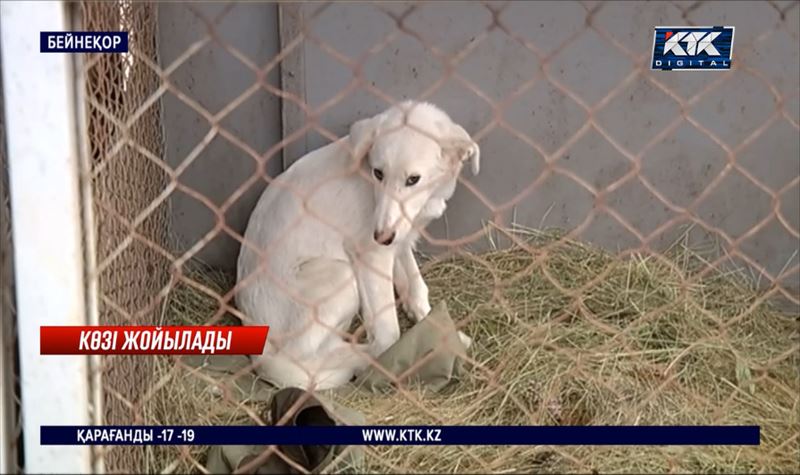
xmin=78 ymin=1 xmax=798 ymax=473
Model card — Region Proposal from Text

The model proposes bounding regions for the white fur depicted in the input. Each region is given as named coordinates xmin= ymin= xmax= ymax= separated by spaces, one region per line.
xmin=236 ymin=101 xmax=478 ymax=390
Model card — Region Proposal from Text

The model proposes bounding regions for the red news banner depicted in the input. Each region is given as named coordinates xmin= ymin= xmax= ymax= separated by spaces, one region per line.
xmin=40 ymin=326 xmax=270 ymax=355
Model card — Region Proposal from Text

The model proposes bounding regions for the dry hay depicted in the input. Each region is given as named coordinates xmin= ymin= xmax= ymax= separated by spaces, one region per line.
xmin=142 ymin=228 xmax=800 ymax=474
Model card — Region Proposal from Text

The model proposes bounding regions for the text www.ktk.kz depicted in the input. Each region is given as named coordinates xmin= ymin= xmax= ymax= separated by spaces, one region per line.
xmin=361 ymin=428 xmax=443 ymax=443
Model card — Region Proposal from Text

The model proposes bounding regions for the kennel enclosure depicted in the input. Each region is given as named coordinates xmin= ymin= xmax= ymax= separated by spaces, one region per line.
xmin=1 ymin=1 xmax=798 ymax=473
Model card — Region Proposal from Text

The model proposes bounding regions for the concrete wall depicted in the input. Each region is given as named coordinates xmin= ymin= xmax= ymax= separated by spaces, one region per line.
xmin=158 ymin=1 xmax=799 ymax=303
xmin=158 ymin=2 xmax=283 ymax=270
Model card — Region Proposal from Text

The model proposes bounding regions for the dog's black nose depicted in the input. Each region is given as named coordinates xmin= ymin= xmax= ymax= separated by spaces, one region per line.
xmin=374 ymin=230 xmax=395 ymax=246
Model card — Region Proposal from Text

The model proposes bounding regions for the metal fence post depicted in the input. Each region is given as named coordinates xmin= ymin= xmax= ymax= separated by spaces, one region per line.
xmin=0 ymin=1 xmax=93 ymax=473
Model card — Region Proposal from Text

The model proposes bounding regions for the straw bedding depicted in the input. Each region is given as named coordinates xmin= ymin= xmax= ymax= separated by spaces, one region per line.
xmin=144 ymin=227 xmax=799 ymax=474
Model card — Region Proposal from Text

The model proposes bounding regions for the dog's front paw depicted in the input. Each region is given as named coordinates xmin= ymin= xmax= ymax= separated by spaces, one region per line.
xmin=405 ymin=295 xmax=432 ymax=322
xmin=404 ymin=279 xmax=432 ymax=321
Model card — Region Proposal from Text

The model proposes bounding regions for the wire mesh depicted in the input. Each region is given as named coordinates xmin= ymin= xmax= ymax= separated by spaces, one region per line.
xmin=81 ymin=2 xmax=171 ymax=472
xmin=78 ymin=1 xmax=799 ymax=473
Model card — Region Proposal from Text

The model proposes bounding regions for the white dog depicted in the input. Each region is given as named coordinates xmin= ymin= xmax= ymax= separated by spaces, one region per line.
xmin=236 ymin=100 xmax=478 ymax=390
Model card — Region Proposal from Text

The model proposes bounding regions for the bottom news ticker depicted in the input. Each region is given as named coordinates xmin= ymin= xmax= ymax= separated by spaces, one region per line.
xmin=40 ymin=425 xmax=760 ymax=446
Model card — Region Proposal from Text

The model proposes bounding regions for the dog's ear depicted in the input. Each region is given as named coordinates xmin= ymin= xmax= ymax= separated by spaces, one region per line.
xmin=440 ymin=122 xmax=480 ymax=175
xmin=349 ymin=115 xmax=382 ymax=162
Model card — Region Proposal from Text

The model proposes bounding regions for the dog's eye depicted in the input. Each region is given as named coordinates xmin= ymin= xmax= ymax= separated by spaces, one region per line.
xmin=405 ymin=175 xmax=420 ymax=187
xmin=373 ymin=168 xmax=383 ymax=181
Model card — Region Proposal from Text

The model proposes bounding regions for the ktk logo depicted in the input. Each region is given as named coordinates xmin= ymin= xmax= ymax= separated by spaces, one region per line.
xmin=662 ymin=30 xmax=721 ymax=56
xmin=651 ymin=26 xmax=734 ymax=71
